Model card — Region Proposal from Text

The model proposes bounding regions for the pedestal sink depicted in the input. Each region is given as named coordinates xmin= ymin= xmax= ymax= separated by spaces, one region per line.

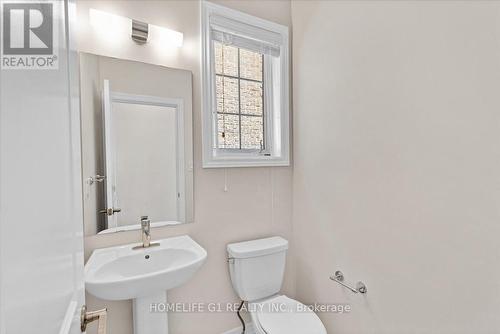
xmin=85 ymin=235 xmax=207 ymax=334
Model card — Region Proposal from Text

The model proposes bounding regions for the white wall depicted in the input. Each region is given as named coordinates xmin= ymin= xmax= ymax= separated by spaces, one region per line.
xmin=76 ymin=1 xmax=293 ymax=334
xmin=292 ymin=1 xmax=500 ymax=333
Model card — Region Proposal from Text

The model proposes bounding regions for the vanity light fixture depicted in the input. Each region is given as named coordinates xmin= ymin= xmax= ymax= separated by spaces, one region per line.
xmin=131 ymin=20 xmax=149 ymax=44
xmin=89 ymin=8 xmax=183 ymax=47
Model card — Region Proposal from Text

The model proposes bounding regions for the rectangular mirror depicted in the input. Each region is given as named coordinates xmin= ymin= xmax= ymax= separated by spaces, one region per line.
xmin=80 ymin=53 xmax=193 ymax=235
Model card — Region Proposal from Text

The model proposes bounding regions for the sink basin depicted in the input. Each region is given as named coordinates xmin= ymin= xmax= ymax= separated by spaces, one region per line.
xmin=85 ymin=235 xmax=207 ymax=301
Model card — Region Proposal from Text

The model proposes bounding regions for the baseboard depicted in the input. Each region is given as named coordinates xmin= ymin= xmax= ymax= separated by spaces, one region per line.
xmin=222 ymin=322 xmax=255 ymax=334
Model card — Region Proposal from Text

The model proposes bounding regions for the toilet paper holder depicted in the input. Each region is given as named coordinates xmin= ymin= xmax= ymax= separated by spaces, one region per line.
xmin=330 ymin=270 xmax=367 ymax=294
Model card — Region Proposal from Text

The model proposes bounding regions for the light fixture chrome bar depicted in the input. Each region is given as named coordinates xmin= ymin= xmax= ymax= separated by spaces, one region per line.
xmin=131 ymin=19 xmax=148 ymax=44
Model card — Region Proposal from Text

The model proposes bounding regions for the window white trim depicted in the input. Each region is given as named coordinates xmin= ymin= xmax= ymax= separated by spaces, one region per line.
xmin=201 ymin=1 xmax=290 ymax=168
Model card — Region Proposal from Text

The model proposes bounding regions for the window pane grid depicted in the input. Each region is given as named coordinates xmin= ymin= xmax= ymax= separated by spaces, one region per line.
xmin=216 ymin=111 xmax=264 ymax=117
xmin=215 ymin=73 xmax=263 ymax=84
xmin=215 ymin=41 xmax=265 ymax=151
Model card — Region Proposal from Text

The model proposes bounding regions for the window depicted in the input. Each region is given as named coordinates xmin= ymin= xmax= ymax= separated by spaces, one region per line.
xmin=202 ymin=1 xmax=290 ymax=168
xmin=216 ymin=43 xmax=264 ymax=151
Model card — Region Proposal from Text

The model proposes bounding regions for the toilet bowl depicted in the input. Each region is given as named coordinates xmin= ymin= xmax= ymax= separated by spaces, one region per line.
xmin=250 ymin=295 xmax=326 ymax=334
xmin=227 ymin=237 xmax=326 ymax=334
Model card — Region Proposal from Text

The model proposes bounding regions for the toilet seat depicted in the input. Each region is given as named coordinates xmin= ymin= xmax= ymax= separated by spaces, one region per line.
xmin=249 ymin=295 xmax=327 ymax=334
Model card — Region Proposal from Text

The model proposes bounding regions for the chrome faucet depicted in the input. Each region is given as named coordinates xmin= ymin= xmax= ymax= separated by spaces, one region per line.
xmin=132 ymin=216 xmax=160 ymax=250
xmin=140 ymin=216 xmax=151 ymax=248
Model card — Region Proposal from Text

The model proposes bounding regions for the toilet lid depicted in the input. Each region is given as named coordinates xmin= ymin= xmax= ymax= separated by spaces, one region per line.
xmin=252 ymin=295 xmax=326 ymax=334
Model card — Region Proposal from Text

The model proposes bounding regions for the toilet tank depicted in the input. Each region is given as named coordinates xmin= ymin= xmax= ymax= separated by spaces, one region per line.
xmin=227 ymin=237 xmax=288 ymax=301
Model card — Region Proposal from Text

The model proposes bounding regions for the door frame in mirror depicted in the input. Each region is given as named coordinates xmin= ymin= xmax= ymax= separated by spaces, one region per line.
xmin=103 ymin=87 xmax=186 ymax=229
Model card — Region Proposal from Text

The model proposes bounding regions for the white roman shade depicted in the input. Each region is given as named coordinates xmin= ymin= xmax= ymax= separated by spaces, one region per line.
xmin=210 ymin=14 xmax=282 ymax=57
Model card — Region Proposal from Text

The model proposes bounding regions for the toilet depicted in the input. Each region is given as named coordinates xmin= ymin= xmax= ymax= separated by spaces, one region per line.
xmin=227 ymin=237 xmax=327 ymax=334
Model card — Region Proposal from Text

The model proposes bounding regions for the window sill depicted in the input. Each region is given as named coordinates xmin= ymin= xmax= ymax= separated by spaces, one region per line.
xmin=202 ymin=155 xmax=290 ymax=168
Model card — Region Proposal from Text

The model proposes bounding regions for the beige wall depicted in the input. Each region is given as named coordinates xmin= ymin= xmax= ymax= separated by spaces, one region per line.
xmin=292 ymin=1 xmax=500 ymax=333
xmin=77 ymin=1 xmax=293 ymax=334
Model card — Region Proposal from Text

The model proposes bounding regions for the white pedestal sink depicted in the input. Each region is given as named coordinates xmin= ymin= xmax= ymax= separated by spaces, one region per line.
xmin=85 ymin=235 xmax=207 ymax=334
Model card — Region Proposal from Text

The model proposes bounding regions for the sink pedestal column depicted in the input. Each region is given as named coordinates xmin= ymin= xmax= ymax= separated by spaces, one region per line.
xmin=133 ymin=291 xmax=169 ymax=334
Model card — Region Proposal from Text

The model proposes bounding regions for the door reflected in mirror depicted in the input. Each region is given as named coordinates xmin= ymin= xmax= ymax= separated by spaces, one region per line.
xmin=80 ymin=53 xmax=193 ymax=235
xmin=108 ymin=96 xmax=185 ymax=228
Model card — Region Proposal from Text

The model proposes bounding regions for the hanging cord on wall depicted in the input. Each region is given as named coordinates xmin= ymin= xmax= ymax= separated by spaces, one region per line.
xmin=237 ymin=300 xmax=246 ymax=333
xmin=224 ymin=168 xmax=228 ymax=192
xmin=270 ymin=168 xmax=274 ymax=226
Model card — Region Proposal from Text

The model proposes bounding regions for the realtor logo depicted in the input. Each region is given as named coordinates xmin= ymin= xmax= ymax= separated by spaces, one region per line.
xmin=1 ymin=2 xmax=58 ymax=69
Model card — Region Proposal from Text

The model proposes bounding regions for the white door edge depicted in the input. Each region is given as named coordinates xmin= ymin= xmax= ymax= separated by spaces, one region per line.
xmin=59 ymin=300 xmax=78 ymax=334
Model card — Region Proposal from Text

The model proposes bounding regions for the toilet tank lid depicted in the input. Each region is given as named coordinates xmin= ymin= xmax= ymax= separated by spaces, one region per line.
xmin=227 ymin=237 xmax=288 ymax=259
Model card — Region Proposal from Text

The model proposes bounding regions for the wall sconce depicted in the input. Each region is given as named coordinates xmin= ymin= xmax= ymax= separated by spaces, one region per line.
xmin=89 ymin=8 xmax=183 ymax=48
